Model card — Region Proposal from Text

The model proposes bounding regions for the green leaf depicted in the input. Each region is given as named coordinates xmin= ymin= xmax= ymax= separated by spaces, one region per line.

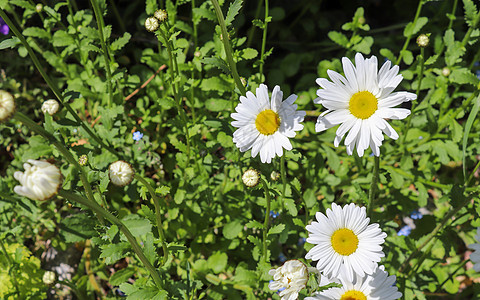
xmin=111 ymin=32 xmax=131 ymax=52
xmin=449 ymin=68 xmax=479 ymax=85
xmin=192 ymin=7 xmax=216 ymax=22
xmin=401 ymin=49 xmax=414 ymax=65
xmin=223 ymin=219 xmax=242 ymax=239
xmin=207 ymin=252 xmax=228 ymax=273
xmin=52 ymin=30 xmax=75 ymax=47
xmin=145 ymin=0 xmax=158 ymax=15
xmin=238 ymin=48 xmax=258 ymax=60
xmin=403 ymin=17 xmax=428 ymax=37
xmin=0 ymin=37 xmax=20 ymax=50
xmin=462 ymin=95 xmax=480 ymax=181
xmin=109 ymin=267 xmax=135 ymax=286
xmin=225 ymin=0 xmax=243 ymax=26
xmin=129 ymin=287 xmax=168 ymax=300
xmin=303 ymin=189 xmax=317 ymax=208
xmin=122 ymin=215 xmax=152 ymax=237
xmin=202 ymin=57 xmax=231 ymax=74
xmin=155 ymin=186 xmax=170 ymax=196
xmin=268 ymin=224 xmax=285 ymax=235
xmin=328 ymin=31 xmax=349 ymax=47
xmin=284 ymin=198 xmax=298 ymax=216
xmin=379 ymin=48 xmax=396 ymax=63
xmin=23 ymin=27 xmax=49 ymax=39
xmin=463 ymin=0 xmax=478 ymax=27
xmin=100 ymin=242 xmax=130 ymax=264
xmin=60 ymin=213 xmax=97 ymax=243
xmin=352 ymin=36 xmax=373 ymax=54
xmin=205 ymin=98 xmax=231 ymax=112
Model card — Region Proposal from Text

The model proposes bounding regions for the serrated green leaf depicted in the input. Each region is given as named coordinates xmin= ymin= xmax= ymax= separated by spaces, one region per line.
xmin=122 ymin=215 xmax=152 ymax=237
xmin=23 ymin=27 xmax=49 ymax=39
xmin=109 ymin=267 xmax=135 ymax=286
xmin=328 ymin=31 xmax=349 ymax=47
xmin=207 ymin=252 xmax=228 ymax=273
xmin=111 ymin=32 xmax=131 ymax=52
xmin=0 ymin=36 xmax=20 ymax=50
xmin=202 ymin=57 xmax=231 ymax=74
xmin=100 ymin=242 xmax=130 ymax=264
xmin=225 ymin=0 xmax=243 ymax=26
xmin=284 ymin=198 xmax=298 ymax=216
xmin=463 ymin=0 xmax=478 ymax=27
xmin=449 ymin=68 xmax=479 ymax=85
xmin=238 ymin=48 xmax=258 ymax=60
xmin=268 ymin=224 xmax=285 ymax=235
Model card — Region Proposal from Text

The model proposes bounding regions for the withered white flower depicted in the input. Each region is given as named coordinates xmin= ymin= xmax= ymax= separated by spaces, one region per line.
xmin=269 ymin=259 xmax=309 ymax=300
xmin=108 ymin=160 xmax=134 ymax=186
xmin=0 ymin=90 xmax=15 ymax=122
xmin=14 ymin=159 xmax=62 ymax=201
xmin=41 ymin=99 xmax=60 ymax=115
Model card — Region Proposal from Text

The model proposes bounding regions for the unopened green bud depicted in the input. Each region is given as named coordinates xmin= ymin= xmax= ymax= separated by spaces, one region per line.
xmin=35 ymin=3 xmax=43 ymax=13
xmin=79 ymin=155 xmax=88 ymax=166
xmin=242 ymin=168 xmax=260 ymax=187
xmin=442 ymin=67 xmax=450 ymax=77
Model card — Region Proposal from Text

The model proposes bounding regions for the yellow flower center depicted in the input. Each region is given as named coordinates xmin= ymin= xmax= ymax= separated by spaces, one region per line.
xmin=340 ymin=290 xmax=367 ymax=300
xmin=331 ymin=228 xmax=359 ymax=256
xmin=255 ymin=109 xmax=280 ymax=135
xmin=349 ymin=91 xmax=378 ymax=119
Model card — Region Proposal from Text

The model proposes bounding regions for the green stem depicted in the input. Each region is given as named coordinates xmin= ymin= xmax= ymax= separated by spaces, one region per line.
xmin=466 ymin=160 xmax=480 ymax=187
xmin=400 ymin=47 xmax=425 ymax=147
xmin=157 ymin=27 xmax=192 ymax=162
xmin=280 ymin=153 xmax=287 ymax=202
xmin=192 ymin=0 xmax=198 ymax=50
xmin=58 ymin=190 xmax=163 ymax=288
xmin=134 ymin=174 xmax=169 ymax=267
xmin=395 ymin=0 xmax=425 ymax=65
xmin=261 ymin=178 xmax=271 ymax=264
xmin=90 ymin=0 xmax=114 ymax=108
xmin=0 ymin=239 xmax=20 ymax=294
xmin=0 ymin=10 xmax=119 ymax=157
xmin=108 ymin=0 xmax=126 ymax=32
xmin=399 ymin=196 xmax=471 ymax=274
xmin=13 ymin=112 xmax=96 ymax=207
xmin=367 ymin=156 xmax=380 ymax=216
xmin=210 ymin=0 xmax=247 ymax=95
xmin=258 ymin=0 xmax=269 ymax=81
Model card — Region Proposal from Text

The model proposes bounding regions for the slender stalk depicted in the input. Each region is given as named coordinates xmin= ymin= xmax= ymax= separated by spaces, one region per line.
xmin=367 ymin=156 xmax=380 ymax=216
xmin=261 ymin=178 xmax=271 ymax=264
xmin=192 ymin=0 xmax=198 ymax=50
xmin=466 ymin=160 xmax=480 ymax=186
xmin=157 ymin=27 xmax=192 ymax=161
xmin=258 ymin=0 xmax=269 ymax=80
xmin=399 ymin=196 xmax=471 ymax=274
xmin=210 ymin=0 xmax=247 ymax=95
xmin=108 ymin=0 xmax=126 ymax=32
xmin=395 ymin=0 xmax=425 ymax=65
xmin=90 ymin=0 xmax=114 ymax=108
xmin=280 ymin=153 xmax=287 ymax=202
xmin=134 ymin=174 xmax=169 ymax=267
xmin=13 ymin=112 xmax=96 ymax=207
xmin=58 ymin=190 xmax=163 ymax=288
xmin=400 ymin=47 xmax=425 ymax=147
xmin=0 ymin=10 xmax=119 ymax=157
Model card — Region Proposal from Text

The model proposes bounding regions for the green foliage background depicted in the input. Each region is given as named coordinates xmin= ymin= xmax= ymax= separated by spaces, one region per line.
xmin=0 ymin=0 xmax=480 ymax=299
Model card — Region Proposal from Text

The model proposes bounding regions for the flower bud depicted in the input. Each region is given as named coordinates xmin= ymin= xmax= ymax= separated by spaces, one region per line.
xmin=43 ymin=271 xmax=56 ymax=285
xmin=270 ymin=171 xmax=280 ymax=181
xmin=242 ymin=168 xmax=259 ymax=187
xmin=416 ymin=34 xmax=429 ymax=48
xmin=36 ymin=3 xmax=43 ymax=13
xmin=442 ymin=67 xmax=451 ymax=77
xmin=109 ymin=160 xmax=134 ymax=186
xmin=145 ymin=17 xmax=159 ymax=32
xmin=14 ymin=160 xmax=62 ymax=201
xmin=41 ymin=99 xmax=60 ymax=115
xmin=154 ymin=9 xmax=168 ymax=23
xmin=0 ymin=90 xmax=15 ymax=122
xmin=78 ymin=155 xmax=88 ymax=166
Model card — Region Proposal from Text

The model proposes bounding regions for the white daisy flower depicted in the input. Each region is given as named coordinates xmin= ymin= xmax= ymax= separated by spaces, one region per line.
xmin=269 ymin=259 xmax=309 ymax=300
xmin=0 ymin=90 xmax=15 ymax=122
xmin=14 ymin=159 xmax=62 ymax=201
xmin=41 ymin=99 xmax=60 ymax=115
xmin=469 ymin=227 xmax=480 ymax=272
xmin=315 ymin=53 xmax=417 ymax=157
xmin=305 ymin=203 xmax=387 ymax=282
xmin=108 ymin=160 xmax=134 ymax=186
xmin=231 ymin=84 xmax=306 ymax=164
xmin=306 ymin=265 xmax=402 ymax=300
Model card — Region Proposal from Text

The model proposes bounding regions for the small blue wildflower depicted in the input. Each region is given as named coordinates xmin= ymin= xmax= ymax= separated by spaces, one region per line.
xmin=278 ymin=287 xmax=286 ymax=293
xmin=297 ymin=237 xmax=306 ymax=246
xmin=410 ymin=210 xmax=423 ymax=220
xmin=278 ymin=252 xmax=287 ymax=263
xmin=133 ymin=131 xmax=144 ymax=141
xmin=0 ymin=18 xmax=9 ymax=35
xmin=397 ymin=225 xmax=412 ymax=236
xmin=270 ymin=211 xmax=280 ymax=219
xmin=116 ymin=289 xmax=126 ymax=297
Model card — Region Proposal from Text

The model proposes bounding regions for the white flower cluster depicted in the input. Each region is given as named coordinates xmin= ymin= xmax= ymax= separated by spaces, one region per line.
xmin=14 ymin=160 xmax=62 ymax=201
